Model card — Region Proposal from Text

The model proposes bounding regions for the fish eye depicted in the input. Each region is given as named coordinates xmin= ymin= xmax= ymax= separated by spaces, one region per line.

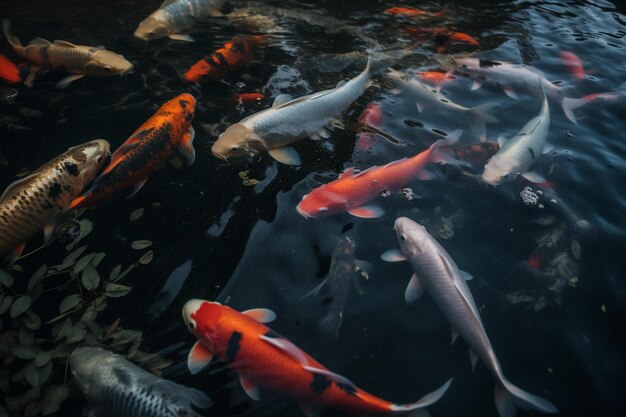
xmin=187 ymin=321 xmax=196 ymax=331
xmin=462 ymin=64 xmax=468 ymax=68
xmin=96 ymin=156 xmax=103 ymax=163
xmin=230 ymin=145 xmax=240 ymax=150
xmin=104 ymin=66 xmax=112 ymax=72
xmin=401 ymin=234 xmax=407 ymax=241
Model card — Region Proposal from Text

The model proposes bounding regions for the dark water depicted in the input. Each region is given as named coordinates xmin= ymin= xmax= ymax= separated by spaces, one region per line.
xmin=1 ymin=0 xmax=625 ymax=417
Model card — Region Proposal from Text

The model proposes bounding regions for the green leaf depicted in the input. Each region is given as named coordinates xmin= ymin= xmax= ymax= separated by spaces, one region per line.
xmin=62 ymin=245 xmax=88 ymax=266
xmin=109 ymin=264 xmax=122 ymax=282
xmin=23 ymin=310 xmax=42 ymax=330
xmin=91 ymin=252 xmax=106 ymax=268
xmin=42 ymin=385 xmax=69 ymax=415
xmin=129 ymin=208 xmax=144 ymax=222
xmin=59 ymin=294 xmax=82 ymax=314
xmin=10 ymin=344 xmax=37 ymax=360
xmin=28 ymin=264 xmax=48 ymax=290
xmin=74 ymin=253 xmax=96 ymax=274
xmin=131 ymin=240 xmax=152 ymax=250
xmin=24 ymin=400 xmax=42 ymax=417
xmin=65 ymin=323 xmax=86 ymax=344
xmin=0 ymin=296 xmax=12 ymax=315
xmin=116 ymin=263 xmax=138 ymax=282
xmin=35 ymin=351 xmax=51 ymax=367
xmin=25 ymin=362 xmax=40 ymax=388
xmin=10 ymin=296 xmax=31 ymax=318
xmin=0 ymin=269 xmax=14 ymax=287
xmin=81 ymin=265 xmax=100 ymax=291
xmin=19 ymin=325 xmax=34 ymax=346
xmin=105 ymin=283 xmax=132 ymax=298
xmin=139 ymin=250 xmax=153 ymax=265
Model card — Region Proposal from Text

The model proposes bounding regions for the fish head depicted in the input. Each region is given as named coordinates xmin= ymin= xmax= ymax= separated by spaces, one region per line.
xmin=182 ymin=299 xmax=224 ymax=351
xmin=335 ymin=236 xmax=356 ymax=256
xmin=212 ymin=124 xmax=264 ymax=160
xmin=161 ymin=93 xmax=196 ymax=125
xmin=393 ymin=217 xmax=430 ymax=258
xmin=296 ymin=190 xmax=348 ymax=218
xmin=70 ymin=347 xmax=117 ymax=400
xmin=481 ymin=156 xmax=519 ymax=186
xmin=86 ymin=50 xmax=134 ymax=76
xmin=454 ymin=57 xmax=481 ymax=74
xmin=134 ymin=11 xmax=171 ymax=41
xmin=68 ymin=139 xmax=110 ymax=183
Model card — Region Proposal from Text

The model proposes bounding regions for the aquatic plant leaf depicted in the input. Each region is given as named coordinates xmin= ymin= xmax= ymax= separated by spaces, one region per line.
xmin=129 ymin=208 xmax=144 ymax=222
xmin=28 ymin=264 xmax=48 ymax=290
xmin=74 ymin=253 xmax=96 ymax=274
xmin=10 ymin=296 xmax=31 ymax=318
xmin=24 ymin=311 xmax=42 ymax=331
xmin=65 ymin=324 xmax=86 ymax=344
xmin=24 ymin=400 xmax=42 ymax=417
xmin=42 ymin=385 xmax=69 ymax=415
xmin=35 ymin=352 xmax=51 ymax=367
xmin=25 ymin=362 xmax=40 ymax=388
xmin=116 ymin=264 xmax=138 ymax=282
xmin=91 ymin=252 xmax=106 ymax=268
xmin=0 ymin=296 xmax=12 ymax=315
xmin=139 ymin=250 xmax=153 ymax=265
xmin=109 ymin=329 xmax=142 ymax=347
xmin=19 ymin=326 xmax=34 ymax=346
xmin=29 ymin=284 xmax=43 ymax=304
xmin=65 ymin=219 xmax=93 ymax=251
xmin=62 ymin=245 xmax=88 ymax=266
xmin=0 ymin=405 xmax=8 ymax=417
xmin=0 ymin=269 xmax=14 ymax=287
xmin=105 ymin=283 xmax=132 ymax=297
xmin=109 ymin=264 xmax=123 ymax=282
xmin=131 ymin=240 xmax=153 ymax=250
xmin=10 ymin=344 xmax=37 ymax=360
xmin=92 ymin=295 xmax=108 ymax=312
xmin=59 ymin=294 xmax=82 ymax=314
xmin=81 ymin=265 xmax=100 ymax=291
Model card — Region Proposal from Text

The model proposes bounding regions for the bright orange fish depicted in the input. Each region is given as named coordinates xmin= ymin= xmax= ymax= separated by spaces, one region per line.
xmin=384 ymin=6 xmax=447 ymax=18
xmin=232 ymin=92 xmax=265 ymax=104
xmin=184 ymin=35 xmax=266 ymax=83
xmin=405 ymin=27 xmax=479 ymax=53
xmin=559 ymin=51 xmax=585 ymax=80
xmin=182 ymin=300 xmax=452 ymax=417
xmin=0 ymin=52 xmax=20 ymax=84
xmin=298 ymin=132 xmax=460 ymax=219
xmin=416 ymin=70 xmax=456 ymax=87
xmin=356 ymin=102 xmax=383 ymax=151
xmin=69 ymin=93 xmax=196 ymax=209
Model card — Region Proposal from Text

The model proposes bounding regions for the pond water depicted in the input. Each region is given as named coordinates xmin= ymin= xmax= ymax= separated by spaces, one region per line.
xmin=1 ymin=1 xmax=625 ymax=417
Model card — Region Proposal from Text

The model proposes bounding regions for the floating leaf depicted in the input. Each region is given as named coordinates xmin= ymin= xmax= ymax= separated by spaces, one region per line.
xmin=0 ymin=269 xmax=14 ymax=287
xmin=28 ymin=264 xmax=48 ymax=290
xmin=105 ymin=283 xmax=132 ymax=298
xmin=62 ymin=245 xmax=88 ymax=266
xmin=35 ymin=351 xmax=51 ymax=368
xmin=19 ymin=326 xmax=34 ymax=346
xmin=116 ymin=264 xmax=138 ymax=282
xmin=109 ymin=264 xmax=122 ymax=282
xmin=91 ymin=252 xmax=106 ymax=268
xmin=25 ymin=362 xmax=40 ymax=388
xmin=81 ymin=265 xmax=100 ymax=291
xmin=131 ymin=240 xmax=152 ymax=250
xmin=42 ymin=385 xmax=69 ymax=415
xmin=24 ymin=401 xmax=42 ymax=417
xmin=129 ymin=208 xmax=144 ymax=222
xmin=24 ymin=311 xmax=41 ymax=331
xmin=59 ymin=294 xmax=82 ymax=314
xmin=10 ymin=296 xmax=31 ymax=318
xmin=10 ymin=344 xmax=37 ymax=360
xmin=65 ymin=323 xmax=86 ymax=344
xmin=139 ymin=250 xmax=153 ymax=265
xmin=0 ymin=296 xmax=12 ymax=315
xmin=74 ymin=253 xmax=96 ymax=274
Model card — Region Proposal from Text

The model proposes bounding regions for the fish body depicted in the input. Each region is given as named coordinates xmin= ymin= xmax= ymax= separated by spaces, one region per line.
xmin=184 ymin=35 xmax=266 ymax=83
xmin=559 ymin=51 xmax=585 ymax=80
xmin=0 ymin=140 xmax=109 ymax=264
xmin=69 ymin=93 xmax=196 ymax=209
xmin=356 ymin=102 xmax=383 ymax=151
xmin=232 ymin=92 xmax=265 ymax=104
xmin=0 ymin=52 xmax=20 ymax=83
xmin=297 ymin=133 xmax=459 ymax=219
xmin=212 ymin=60 xmax=373 ymax=165
xmin=70 ymin=347 xmax=210 ymax=417
xmin=482 ymin=94 xmax=550 ymax=186
xmin=182 ymin=300 xmax=451 ymax=416
xmin=387 ymin=217 xmax=558 ymax=417
xmin=2 ymin=20 xmax=133 ymax=88
xmin=134 ymin=0 xmax=224 ymax=42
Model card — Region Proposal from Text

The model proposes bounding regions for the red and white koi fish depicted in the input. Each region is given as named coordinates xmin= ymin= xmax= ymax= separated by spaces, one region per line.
xmin=356 ymin=102 xmax=383 ymax=151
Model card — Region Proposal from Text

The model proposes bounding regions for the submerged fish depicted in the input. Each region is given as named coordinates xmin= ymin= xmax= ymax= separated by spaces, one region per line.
xmin=2 ymin=19 xmax=133 ymax=89
xmin=405 ymin=27 xmax=479 ymax=53
xmin=184 ymin=35 xmax=266 ymax=83
xmin=69 ymin=93 xmax=196 ymax=209
xmin=384 ymin=6 xmax=447 ymax=18
xmin=482 ymin=94 xmax=551 ymax=186
xmin=416 ymin=70 xmax=456 ymax=90
xmin=297 ymin=131 xmax=460 ymax=219
xmin=386 ymin=69 xmax=497 ymax=140
xmin=559 ymin=51 xmax=585 ymax=80
xmin=182 ymin=300 xmax=452 ymax=416
xmin=356 ymin=102 xmax=383 ymax=151
xmin=382 ymin=217 xmax=558 ymax=417
xmin=0 ymin=52 xmax=20 ymax=84
xmin=134 ymin=0 xmax=225 ymax=42
xmin=212 ymin=59 xmax=374 ymax=165
xmin=0 ymin=139 xmax=109 ymax=264
xmin=71 ymin=347 xmax=211 ymax=417
xmin=232 ymin=92 xmax=265 ymax=105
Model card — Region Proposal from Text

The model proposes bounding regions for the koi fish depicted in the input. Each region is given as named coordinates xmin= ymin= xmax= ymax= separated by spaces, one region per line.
xmin=134 ymin=0 xmax=225 ymax=42
xmin=184 ymin=35 xmax=267 ymax=83
xmin=382 ymin=217 xmax=558 ymax=417
xmin=212 ymin=59 xmax=374 ymax=165
xmin=482 ymin=94 xmax=551 ymax=186
xmin=386 ymin=69 xmax=497 ymax=140
xmin=0 ymin=140 xmax=109 ymax=264
xmin=356 ymin=102 xmax=383 ymax=151
xmin=297 ymin=131 xmax=461 ymax=219
xmin=415 ymin=71 xmax=456 ymax=90
xmin=182 ymin=300 xmax=452 ymax=416
xmin=233 ymin=92 xmax=265 ymax=105
xmin=0 ymin=52 xmax=20 ymax=84
xmin=453 ymin=140 xmax=500 ymax=169
xmin=71 ymin=347 xmax=211 ymax=417
xmin=384 ymin=6 xmax=447 ymax=18
xmin=69 ymin=93 xmax=196 ymax=209
xmin=405 ymin=27 xmax=479 ymax=53
xmin=559 ymin=51 xmax=585 ymax=80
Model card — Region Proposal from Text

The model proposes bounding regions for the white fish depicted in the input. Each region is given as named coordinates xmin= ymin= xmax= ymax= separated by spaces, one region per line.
xmin=382 ymin=217 xmax=558 ymax=417
xmin=455 ymin=58 xmax=583 ymax=124
xmin=71 ymin=347 xmax=211 ymax=417
xmin=385 ymin=69 xmax=498 ymax=141
xmin=134 ymin=0 xmax=225 ymax=42
xmin=212 ymin=59 xmax=374 ymax=165
xmin=482 ymin=94 xmax=551 ymax=186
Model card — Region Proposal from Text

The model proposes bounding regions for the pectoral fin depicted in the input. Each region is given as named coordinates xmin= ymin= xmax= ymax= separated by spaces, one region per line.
xmin=272 ymin=94 xmax=293 ymax=107
xmin=469 ymin=348 xmax=479 ymax=371
xmin=471 ymin=80 xmax=482 ymax=90
xmin=380 ymin=249 xmax=407 ymax=262
xmin=187 ymin=341 xmax=213 ymax=375
xmin=405 ymin=273 xmax=425 ymax=303
xmin=268 ymin=147 xmax=301 ymax=166
xmin=240 ymin=375 xmax=260 ymax=400
xmin=5 ymin=243 xmax=26 ymax=265
xmin=178 ymin=127 xmax=196 ymax=165
xmin=56 ymin=74 xmax=85 ymax=89
xmin=242 ymin=308 xmax=276 ymax=323
xmin=43 ymin=223 xmax=57 ymax=245
xmin=127 ymin=178 xmax=148 ymax=198
xmin=168 ymin=34 xmax=194 ymax=42
xmin=521 ymin=171 xmax=546 ymax=183
xmin=504 ymin=88 xmax=519 ymax=99
xmin=347 ymin=204 xmax=384 ymax=219
xmin=451 ymin=328 xmax=459 ymax=344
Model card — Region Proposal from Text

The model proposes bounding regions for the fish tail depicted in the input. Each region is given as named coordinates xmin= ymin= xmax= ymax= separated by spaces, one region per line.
xmin=495 ymin=376 xmax=558 ymax=417
xmin=561 ymin=96 xmax=588 ymax=124
xmin=2 ymin=19 xmax=22 ymax=49
xmin=390 ymin=378 xmax=453 ymax=416
xmin=468 ymin=103 xmax=499 ymax=141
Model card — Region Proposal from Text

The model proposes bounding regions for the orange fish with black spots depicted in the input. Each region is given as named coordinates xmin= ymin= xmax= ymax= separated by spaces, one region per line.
xmin=69 ymin=93 xmax=196 ymax=209
xmin=182 ymin=300 xmax=452 ymax=417
xmin=184 ymin=35 xmax=266 ymax=83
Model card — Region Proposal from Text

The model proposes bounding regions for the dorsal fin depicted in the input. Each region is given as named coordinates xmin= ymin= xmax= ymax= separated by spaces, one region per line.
xmin=160 ymin=0 xmax=179 ymax=8
xmin=27 ymin=37 xmax=51 ymax=46
xmin=0 ymin=173 xmax=39 ymax=204
xmin=52 ymin=40 xmax=77 ymax=48
xmin=338 ymin=167 xmax=355 ymax=179
xmin=272 ymin=89 xmax=335 ymax=110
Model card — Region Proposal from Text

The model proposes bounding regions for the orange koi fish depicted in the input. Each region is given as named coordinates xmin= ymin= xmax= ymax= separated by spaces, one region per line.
xmin=0 ymin=52 xmax=20 ymax=84
xmin=182 ymin=300 xmax=452 ymax=417
xmin=297 ymin=132 xmax=460 ymax=219
xmin=184 ymin=35 xmax=266 ymax=83
xmin=69 ymin=93 xmax=196 ymax=209
xmin=384 ymin=6 xmax=447 ymax=18
xmin=405 ymin=27 xmax=479 ymax=53
xmin=356 ymin=102 xmax=383 ymax=151
xmin=232 ymin=92 xmax=265 ymax=104
xmin=416 ymin=70 xmax=456 ymax=87
xmin=559 ymin=51 xmax=585 ymax=80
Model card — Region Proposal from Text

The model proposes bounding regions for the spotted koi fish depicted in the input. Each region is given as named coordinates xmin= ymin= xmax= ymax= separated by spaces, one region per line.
xmin=182 ymin=300 xmax=452 ymax=417
xmin=0 ymin=52 xmax=20 ymax=84
xmin=69 ymin=93 xmax=196 ymax=209
xmin=184 ymin=35 xmax=267 ymax=83
xmin=0 ymin=140 xmax=110 ymax=264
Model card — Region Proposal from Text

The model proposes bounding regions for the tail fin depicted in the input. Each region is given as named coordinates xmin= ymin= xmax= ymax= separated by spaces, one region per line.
xmin=2 ymin=19 xmax=22 ymax=49
xmin=390 ymin=378 xmax=453 ymax=416
xmin=561 ymin=96 xmax=588 ymax=124
xmin=318 ymin=312 xmax=341 ymax=340
xmin=468 ymin=103 xmax=498 ymax=141
xmin=494 ymin=377 xmax=558 ymax=417
xmin=428 ymin=129 xmax=462 ymax=165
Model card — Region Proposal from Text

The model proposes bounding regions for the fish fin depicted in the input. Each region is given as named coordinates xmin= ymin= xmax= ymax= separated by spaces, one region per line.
xmin=318 ymin=312 xmax=341 ymax=340
xmin=405 ymin=273 xmax=425 ymax=303
xmin=338 ymin=167 xmax=356 ymax=179
xmin=102 ymin=143 xmax=140 ymax=174
xmin=469 ymin=349 xmax=479 ymax=371
xmin=543 ymin=144 xmax=555 ymax=155
xmin=380 ymin=249 xmax=407 ymax=262
xmin=521 ymin=171 xmax=546 ymax=183
xmin=495 ymin=378 xmax=558 ymax=417
xmin=0 ymin=172 xmax=40 ymax=204
xmin=168 ymin=34 xmax=195 ymax=42
xmin=428 ymin=129 xmax=462 ymax=165
xmin=347 ymin=204 xmax=384 ymax=219
xmin=316 ymin=126 xmax=331 ymax=139
xmin=471 ymin=80 xmax=482 ymax=90
xmin=268 ymin=147 xmax=301 ymax=165
xmin=299 ymin=402 xmax=321 ymax=417
xmin=299 ymin=277 xmax=328 ymax=300
xmin=335 ymin=79 xmax=347 ymax=88
xmin=5 ymin=243 xmax=26 ymax=265
xmin=152 ymin=379 xmax=211 ymax=409
xmin=451 ymin=328 xmax=459 ymax=345
xmin=187 ymin=341 xmax=213 ymax=375
xmin=390 ymin=378 xmax=453 ymax=413
xmin=242 ymin=308 xmax=276 ymax=323
xmin=240 ymin=375 xmax=260 ymax=400
xmin=504 ymin=88 xmax=519 ymax=99
xmin=496 ymin=134 xmax=507 ymax=147
xmin=354 ymin=260 xmax=372 ymax=279
xmin=178 ymin=126 xmax=196 ymax=166
xmin=52 ymin=40 xmax=77 ymax=48
xmin=28 ymin=37 xmax=52 ymax=46
xmin=561 ymin=97 xmax=586 ymax=124
xmin=2 ymin=19 xmax=23 ymax=48
xmin=272 ymin=94 xmax=294 ymax=107
xmin=127 ymin=177 xmax=148 ymax=199
xmin=309 ymin=131 xmax=321 ymax=141
xmin=43 ymin=223 xmax=58 ymax=245
xmin=56 ymin=74 xmax=85 ymax=89
xmin=416 ymin=102 xmax=425 ymax=113
xmin=468 ymin=103 xmax=498 ymax=141
xmin=260 ymin=335 xmax=309 ymax=365
xmin=461 ymin=270 xmax=474 ymax=281
xmin=302 ymin=366 xmax=356 ymax=389
xmin=416 ymin=169 xmax=436 ymax=181
xmin=160 ymin=0 xmax=178 ymax=7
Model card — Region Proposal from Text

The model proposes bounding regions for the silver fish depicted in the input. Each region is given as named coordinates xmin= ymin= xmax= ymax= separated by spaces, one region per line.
xmin=71 ymin=347 xmax=211 ymax=417
xmin=382 ymin=217 xmax=558 ymax=417
xmin=212 ymin=59 xmax=373 ymax=165
xmin=134 ymin=0 xmax=225 ymax=42
xmin=482 ymin=94 xmax=551 ymax=186
xmin=386 ymin=68 xmax=498 ymax=140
